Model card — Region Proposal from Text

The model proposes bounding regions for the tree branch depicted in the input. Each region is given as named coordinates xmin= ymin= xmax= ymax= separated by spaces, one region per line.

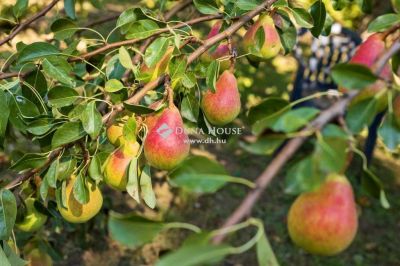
xmin=212 ymin=39 xmax=400 ymax=244
xmin=0 ymin=0 xmax=60 ymax=47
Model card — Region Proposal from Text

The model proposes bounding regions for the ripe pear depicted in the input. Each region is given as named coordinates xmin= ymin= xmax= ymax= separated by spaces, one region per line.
xmin=144 ymin=104 xmax=190 ymax=170
xmin=26 ymin=249 xmax=53 ymax=266
xmin=16 ymin=198 xmax=47 ymax=232
xmin=243 ymin=14 xmax=281 ymax=61
xmin=201 ymin=70 xmax=241 ymax=126
xmin=104 ymin=141 xmax=140 ymax=190
xmin=58 ymin=176 xmax=103 ymax=223
xmin=287 ymin=174 xmax=358 ymax=256
xmin=144 ymin=100 xmax=164 ymax=132
xmin=344 ymin=33 xmax=392 ymax=111
xmin=201 ymin=21 xmax=231 ymax=70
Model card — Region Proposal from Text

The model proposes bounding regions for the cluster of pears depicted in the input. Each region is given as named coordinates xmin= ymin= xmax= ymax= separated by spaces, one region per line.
xmin=287 ymin=174 xmax=358 ymax=255
xmin=342 ymin=33 xmax=392 ymax=110
xmin=104 ymin=115 xmax=141 ymax=190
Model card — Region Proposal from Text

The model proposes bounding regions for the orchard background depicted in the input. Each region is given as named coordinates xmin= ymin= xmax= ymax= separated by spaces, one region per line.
xmin=0 ymin=0 xmax=400 ymax=265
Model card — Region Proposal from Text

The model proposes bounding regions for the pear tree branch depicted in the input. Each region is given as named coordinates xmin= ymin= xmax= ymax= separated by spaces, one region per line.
xmin=212 ymin=39 xmax=400 ymax=244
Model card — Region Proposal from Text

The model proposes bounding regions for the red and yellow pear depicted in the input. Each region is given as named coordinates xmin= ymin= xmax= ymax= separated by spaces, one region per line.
xmin=201 ymin=70 xmax=241 ymax=126
xmin=343 ymin=33 xmax=392 ymax=111
xmin=287 ymin=174 xmax=358 ymax=256
xmin=104 ymin=141 xmax=141 ymax=190
xmin=243 ymin=14 xmax=282 ymax=61
xmin=201 ymin=21 xmax=231 ymax=70
xmin=57 ymin=176 xmax=103 ymax=223
xmin=144 ymin=104 xmax=189 ymax=170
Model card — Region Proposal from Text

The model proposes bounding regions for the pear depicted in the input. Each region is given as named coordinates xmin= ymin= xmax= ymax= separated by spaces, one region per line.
xmin=343 ymin=33 xmax=392 ymax=111
xmin=57 ymin=176 xmax=103 ymax=223
xmin=104 ymin=141 xmax=140 ymax=190
xmin=201 ymin=70 xmax=241 ymax=126
xmin=243 ymin=14 xmax=282 ymax=61
xmin=201 ymin=21 xmax=231 ymax=70
xmin=16 ymin=198 xmax=47 ymax=232
xmin=287 ymin=174 xmax=358 ymax=256
xmin=106 ymin=123 xmax=124 ymax=146
xmin=144 ymin=104 xmax=190 ymax=170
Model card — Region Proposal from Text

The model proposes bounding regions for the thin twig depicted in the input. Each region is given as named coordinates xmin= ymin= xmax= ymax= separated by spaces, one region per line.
xmin=0 ymin=0 xmax=60 ymax=47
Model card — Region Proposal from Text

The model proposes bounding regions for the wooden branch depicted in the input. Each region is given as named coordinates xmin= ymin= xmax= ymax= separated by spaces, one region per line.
xmin=0 ymin=0 xmax=60 ymax=47
xmin=212 ymin=39 xmax=400 ymax=244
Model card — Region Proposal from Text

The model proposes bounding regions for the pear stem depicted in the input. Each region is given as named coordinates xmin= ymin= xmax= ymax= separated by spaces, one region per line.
xmin=227 ymin=36 xmax=237 ymax=73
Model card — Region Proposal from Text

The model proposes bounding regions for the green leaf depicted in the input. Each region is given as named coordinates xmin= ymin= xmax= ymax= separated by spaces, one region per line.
xmin=289 ymin=8 xmax=314 ymax=28
xmin=13 ymin=0 xmax=28 ymax=19
xmin=331 ymin=63 xmax=378 ymax=90
xmin=314 ymin=134 xmax=347 ymax=173
xmin=170 ymin=174 xmax=254 ymax=193
xmin=105 ymin=79 xmax=124 ymax=92
xmin=140 ymin=165 xmax=156 ymax=209
xmin=10 ymin=153 xmax=47 ymax=171
xmin=181 ymin=94 xmax=199 ymax=123
xmin=206 ymin=61 xmax=219 ymax=93
xmin=248 ymin=97 xmax=289 ymax=125
xmin=257 ymin=229 xmax=280 ymax=266
xmin=285 ymin=156 xmax=321 ymax=194
xmin=119 ymin=46 xmax=135 ymax=71
xmin=44 ymin=159 xmax=58 ymax=188
xmin=346 ymin=98 xmax=378 ymax=134
xmin=51 ymin=121 xmax=86 ymax=148
xmin=80 ymin=101 xmax=102 ymax=139
xmin=123 ymin=103 xmax=155 ymax=114
xmin=51 ymin=18 xmax=78 ymax=40
xmin=126 ymin=19 xmax=160 ymax=39
xmin=276 ymin=12 xmax=297 ymax=54
xmin=310 ymin=1 xmax=326 ymax=37
xmin=117 ymin=8 xmax=148 ymax=34
xmin=368 ymin=14 xmax=400 ymax=32
xmin=18 ymin=42 xmax=59 ymax=63
xmin=0 ymin=90 xmax=9 ymax=141
xmin=64 ymin=0 xmax=76 ymax=20
xmin=57 ymin=156 xmax=77 ymax=180
xmin=2 ymin=241 xmax=27 ymax=266
xmin=271 ymin=107 xmax=319 ymax=133
xmin=27 ymin=119 xmax=55 ymax=135
xmin=123 ymin=116 xmax=137 ymax=142
xmin=156 ymin=243 xmax=232 ymax=266
xmin=127 ymin=159 xmax=140 ymax=203
xmin=144 ymin=37 xmax=169 ymax=68
xmin=272 ymin=0 xmax=288 ymax=7
xmin=42 ymin=58 xmax=75 ymax=87
xmin=73 ymin=174 xmax=89 ymax=205
xmin=239 ymin=135 xmax=285 ymax=155
xmin=193 ymin=0 xmax=220 ymax=14
xmin=0 ymin=247 xmax=11 ymax=266
xmin=0 ymin=190 xmax=17 ymax=240
xmin=108 ymin=212 xmax=165 ymax=248
xmin=170 ymin=156 xmax=240 ymax=193
xmin=236 ymin=0 xmax=260 ymax=10
xmin=47 ymin=86 xmax=79 ymax=107
xmin=88 ymin=152 xmax=107 ymax=182
xmin=378 ymin=113 xmax=400 ymax=151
